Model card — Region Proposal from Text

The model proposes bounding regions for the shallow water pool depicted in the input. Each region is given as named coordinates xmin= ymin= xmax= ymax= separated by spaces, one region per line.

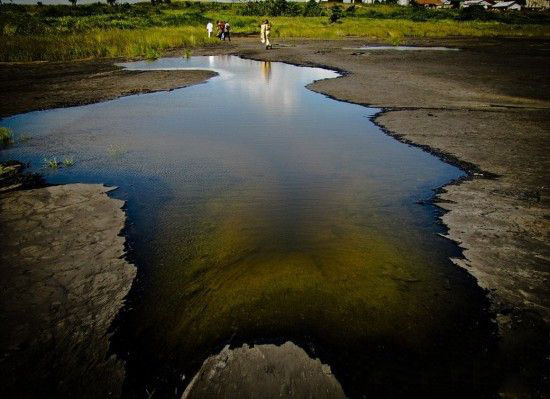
xmin=0 ymin=56 xmax=497 ymax=397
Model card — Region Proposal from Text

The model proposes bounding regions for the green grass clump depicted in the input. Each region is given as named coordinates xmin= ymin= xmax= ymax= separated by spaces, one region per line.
xmin=43 ymin=156 xmax=76 ymax=169
xmin=0 ymin=127 xmax=14 ymax=147
xmin=62 ymin=157 xmax=75 ymax=167
xmin=43 ymin=157 xmax=59 ymax=169
xmin=0 ymin=164 xmax=16 ymax=176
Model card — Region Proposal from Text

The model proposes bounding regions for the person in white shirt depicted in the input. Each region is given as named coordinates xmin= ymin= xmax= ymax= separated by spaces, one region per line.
xmin=206 ymin=21 xmax=213 ymax=38
xmin=224 ymin=21 xmax=231 ymax=42
xmin=260 ymin=20 xmax=272 ymax=50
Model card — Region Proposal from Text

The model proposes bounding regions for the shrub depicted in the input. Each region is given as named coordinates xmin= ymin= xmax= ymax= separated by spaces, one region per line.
xmin=329 ymin=5 xmax=343 ymax=24
xmin=346 ymin=5 xmax=356 ymax=17
xmin=239 ymin=0 xmax=301 ymax=17
xmin=457 ymin=5 xmax=491 ymax=21
xmin=303 ymin=0 xmax=323 ymax=17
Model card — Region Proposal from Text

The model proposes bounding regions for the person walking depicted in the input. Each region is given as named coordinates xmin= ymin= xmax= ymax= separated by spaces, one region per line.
xmin=224 ymin=21 xmax=231 ymax=42
xmin=217 ymin=20 xmax=225 ymax=40
xmin=206 ymin=21 xmax=213 ymax=38
xmin=260 ymin=19 xmax=272 ymax=50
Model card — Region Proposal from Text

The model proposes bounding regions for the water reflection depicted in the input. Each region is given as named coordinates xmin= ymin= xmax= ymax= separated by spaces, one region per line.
xmin=0 ymin=56 xmax=497 ymax=398
xmin=261 ymin=61 xmax=272 ymax=82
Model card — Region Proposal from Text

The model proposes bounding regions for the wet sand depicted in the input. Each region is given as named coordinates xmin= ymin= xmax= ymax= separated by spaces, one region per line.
xmin=0 ymin=183 xmax=135 ymax=398
xmin=182 ymin=342 xmax=346 ymax=399
xmin=0 ymin=60 xmax=216 ymax=118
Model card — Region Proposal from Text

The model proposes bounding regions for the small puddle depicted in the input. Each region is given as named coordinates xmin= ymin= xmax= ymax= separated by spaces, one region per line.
xmin=347 ymin=46 xmax=459 ymax=51
xmin=0 ymin=56 xmax=497 ymax=397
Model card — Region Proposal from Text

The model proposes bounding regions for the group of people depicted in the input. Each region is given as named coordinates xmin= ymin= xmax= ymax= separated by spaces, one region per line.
xmin=205 ymin=19 xmax=272 ymax=50
xmin=206 ymin=20 xmax=231 ymax=41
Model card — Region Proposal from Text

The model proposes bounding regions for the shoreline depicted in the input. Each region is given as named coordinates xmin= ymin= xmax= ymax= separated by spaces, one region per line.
xmin=0 ymin=181 xmax=136 ymax=398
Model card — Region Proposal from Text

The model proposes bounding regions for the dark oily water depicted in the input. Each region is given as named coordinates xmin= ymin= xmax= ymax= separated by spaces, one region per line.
xmin=1 ymin=56 xmax=498 ymax=397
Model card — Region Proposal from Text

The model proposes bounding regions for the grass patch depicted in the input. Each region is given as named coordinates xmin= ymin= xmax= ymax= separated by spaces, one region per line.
xmin=0 ymin=127 xmax=14 ymax=148
xmin=43 ymin=157 xmax=59 ymax=169
xmin=1 ymin=2 xmax=549 ymax=62
xmin=0 ymin=164 xmax=17 ymax=177
xmin=62 ymin=157 xmax=75 ymax=167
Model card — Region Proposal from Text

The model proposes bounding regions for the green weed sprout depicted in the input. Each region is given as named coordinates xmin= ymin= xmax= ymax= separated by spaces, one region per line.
xmin=44 ymin=157 xmax=59 ymax=169
xmin=0 ymin=127 xmax=14 ymax=147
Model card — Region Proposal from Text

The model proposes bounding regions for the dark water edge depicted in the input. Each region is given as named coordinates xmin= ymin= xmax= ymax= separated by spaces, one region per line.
xmin=110 ymin=187 xmax=499 ymax=399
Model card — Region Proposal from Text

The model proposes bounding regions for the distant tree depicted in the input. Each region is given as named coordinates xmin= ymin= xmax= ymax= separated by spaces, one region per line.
xmin=106 ymin=0 xmax=116 ymax=5
xmin=329 ymin=5 xmax=343 ymax=23
xmin=37 ymin=0 xmax=43 ymax=5
xmin=68 ymin=0 xmax=77 ymax=5
xmin=303 ymin=0 xmax=323 ymax=16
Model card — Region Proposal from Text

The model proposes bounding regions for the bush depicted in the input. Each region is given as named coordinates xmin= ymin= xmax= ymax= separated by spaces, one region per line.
xmin=329 ymin=5 xmax=343 ymax=23
xmin=239 ymin=0 xmax=301 ymax=17
xmin=303 ymin=0 xmax=323 ymax=17
xmin=457 ymin=5 xmax=491 ymax=21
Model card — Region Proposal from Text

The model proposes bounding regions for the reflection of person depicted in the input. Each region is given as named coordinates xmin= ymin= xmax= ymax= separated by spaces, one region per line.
xmin=260 ymin=19 xmax=272 ymax=50
xmin=206 ymin=21 xmax=213 ymax=38
xmin=224 ymin=21 xmax=231 ymax=42
xmin=261 ymin=61 xmax=272 ymax=82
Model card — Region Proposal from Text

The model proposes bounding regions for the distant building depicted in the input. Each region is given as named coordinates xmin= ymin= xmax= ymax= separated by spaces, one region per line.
xmin=319 ymin=0 xmax=385 ymax=3
xmin=526 ymin=0 xmax=550 ymax=8
xmin=415 ymin=0 xmax=444 ymax=7
xmin=461 ymin=0 xmax=494 ymax=8
xmin=492 ymin=0 xmax=522 ymax=9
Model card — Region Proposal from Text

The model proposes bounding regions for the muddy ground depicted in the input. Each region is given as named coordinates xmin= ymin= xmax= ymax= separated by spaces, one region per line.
xmin=0 ymin=183 xmax=135 ymax=398
xmin=182 ymin=342 xmax=346 ymax=399
xmin=0 ymin=37 xmax=548 ymax=397
xmin=0 ymin=61 xmax=216 ymax=118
